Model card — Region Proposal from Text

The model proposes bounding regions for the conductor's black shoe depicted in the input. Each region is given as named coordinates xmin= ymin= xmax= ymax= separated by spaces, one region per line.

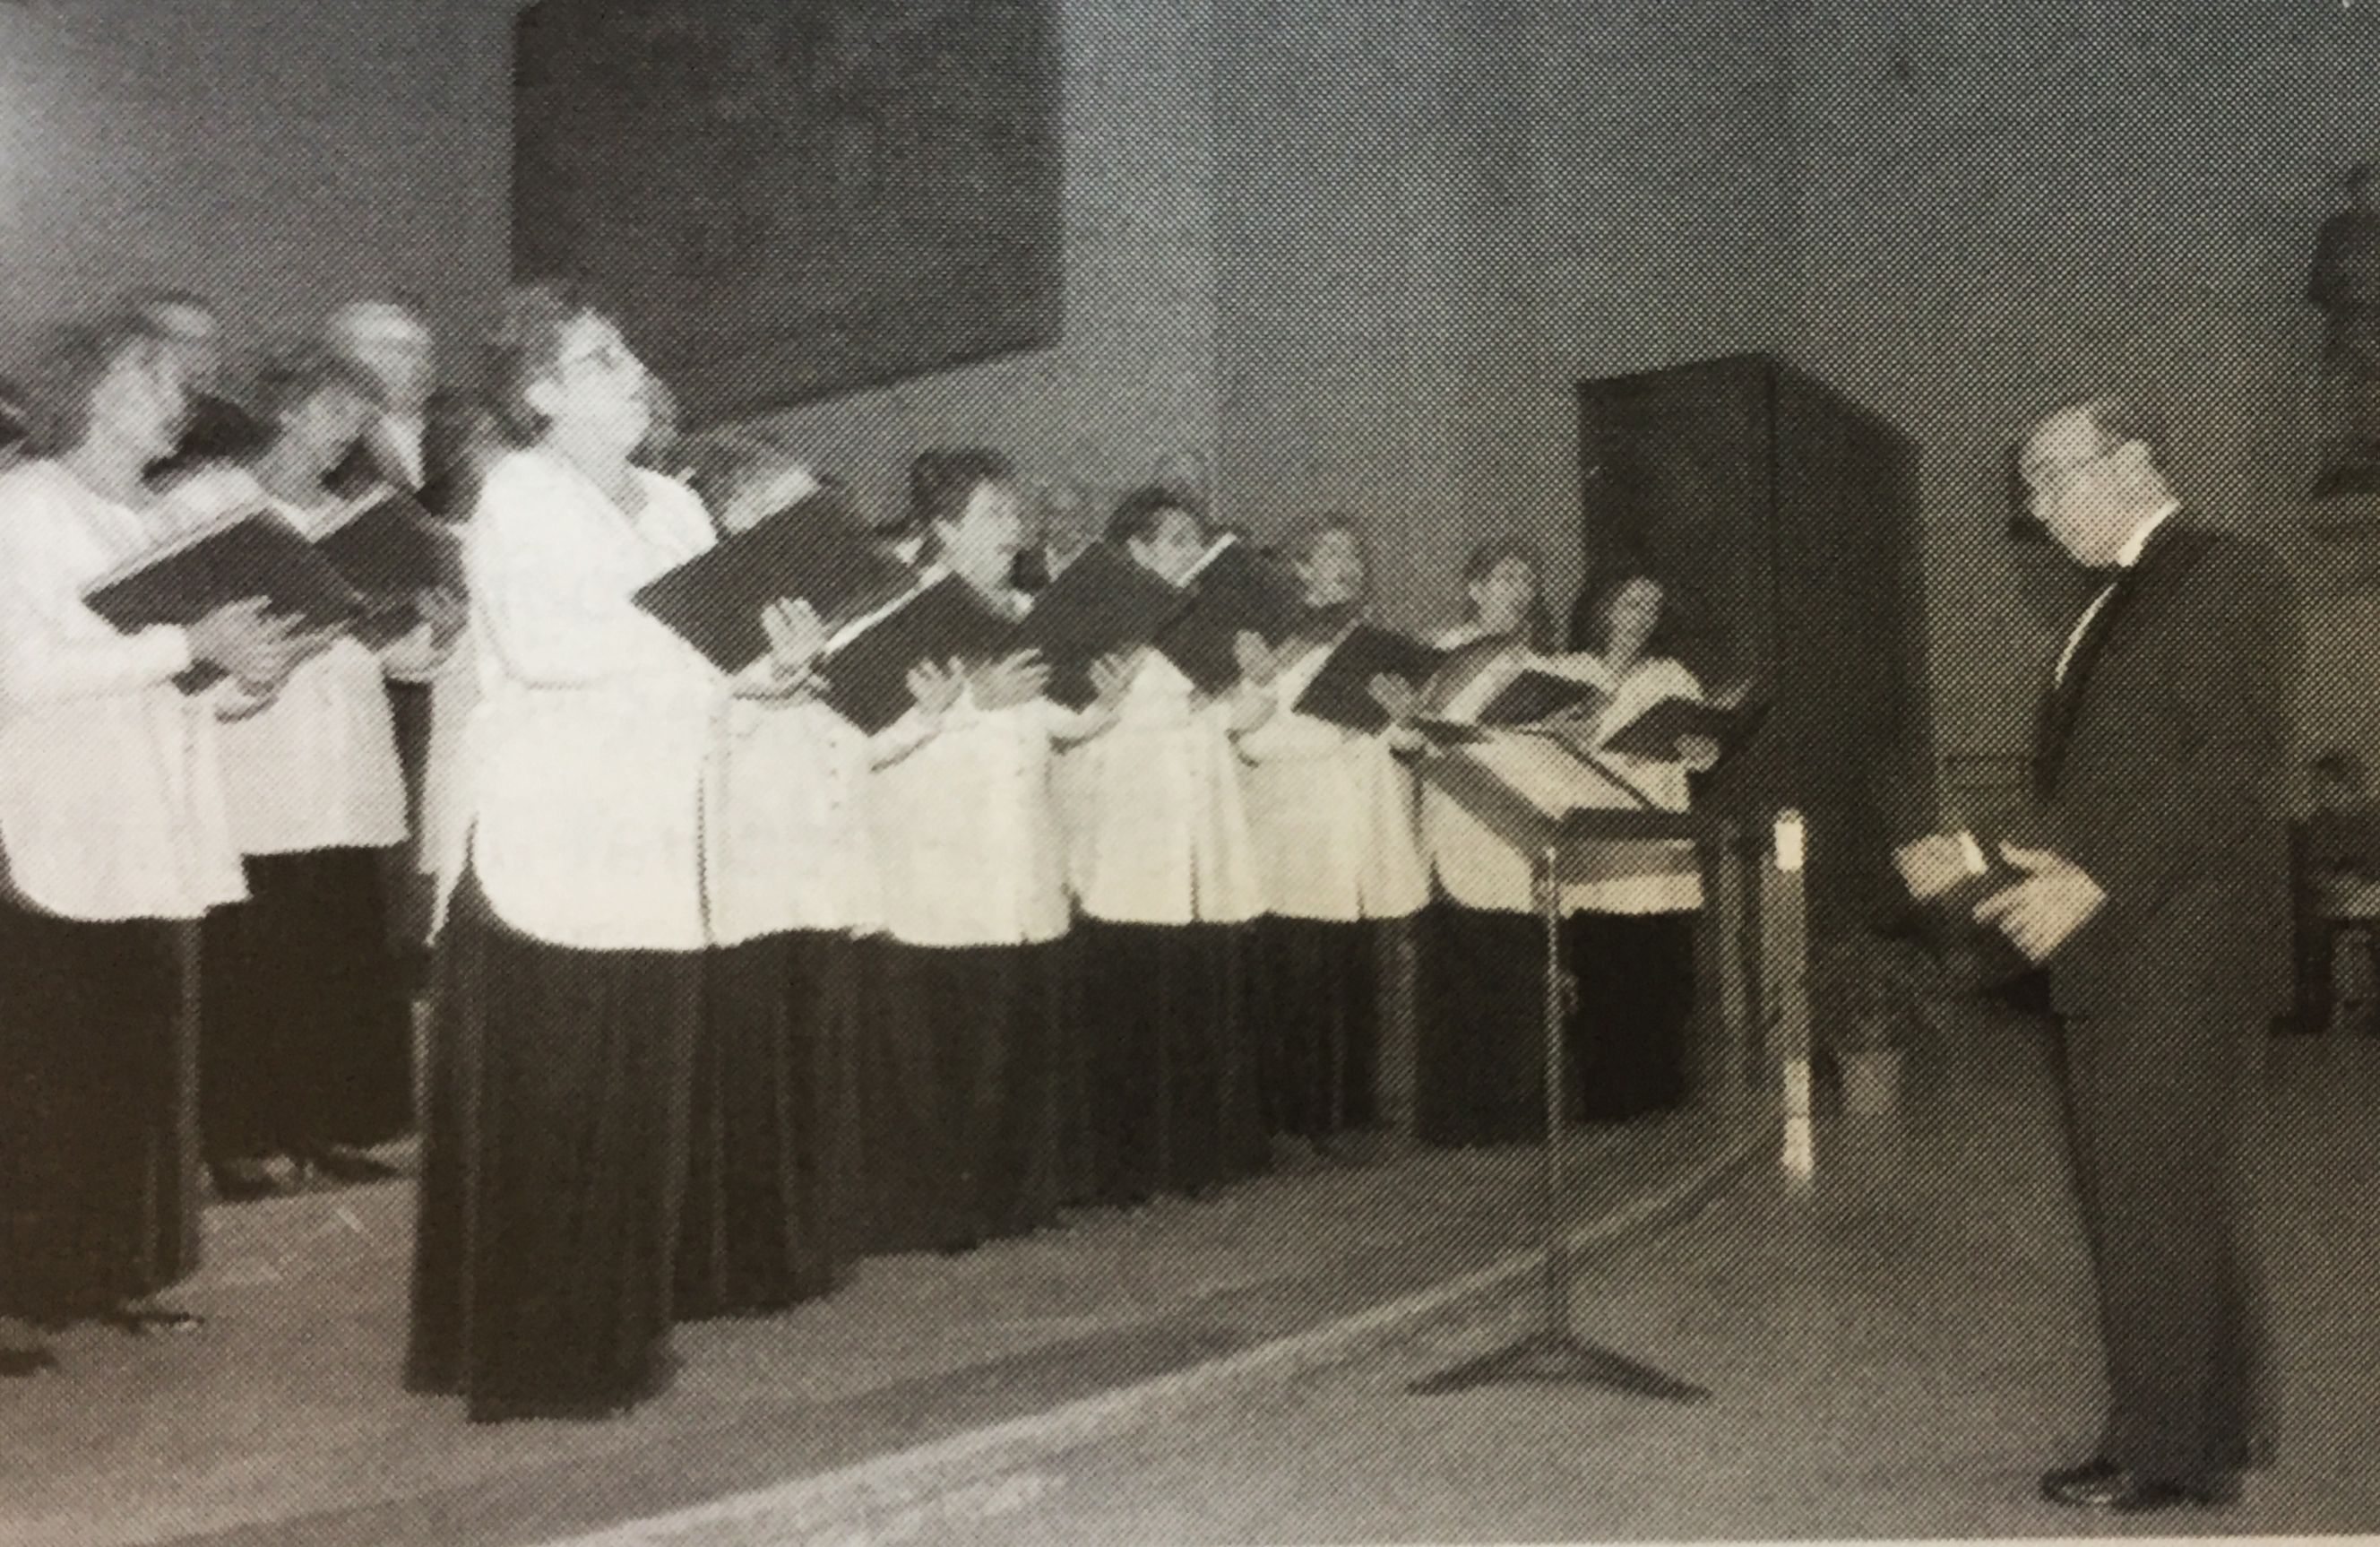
xmin=295 ymin=1145 xmax=401 ymax=1185
xmin=2041 ymin=1465 xmax=2238 ymax=1512
xmin=209 ymin=1159 xmax=282 ymax=1203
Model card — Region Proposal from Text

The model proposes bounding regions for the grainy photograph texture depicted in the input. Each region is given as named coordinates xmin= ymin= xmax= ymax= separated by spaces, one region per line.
xmin=0 ymin=1 xmax=2372 ymax=1544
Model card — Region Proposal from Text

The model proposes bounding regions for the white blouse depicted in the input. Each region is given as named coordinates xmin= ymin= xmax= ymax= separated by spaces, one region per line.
xmin=417 ymin=627 xmax=477 ymax=883
xmin=161 ymin=489 xmax=445 ymax=857
xmin=1422 ymin=644 xmax=1705 ymax=916
xmin=1066 ymin=651 xmax=1265 ymax=927
xmin=706 ymin=696 xmax=901 ymax=946
xmin=0 ymin=461 xmax=247 ymax=920
xmin=1234 ymin=638 xmax=1428 ymax=921
xmin=450 ymin=449 xmax=723 ymax=951
xmin=868 ymin=695 xmax=1082 ymax=948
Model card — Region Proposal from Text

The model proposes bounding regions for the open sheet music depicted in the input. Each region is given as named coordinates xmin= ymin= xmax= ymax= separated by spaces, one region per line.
xmin=1156 ymin=535 xmax=1311 ymax=693
xmin=634 ymin=490 xmax=918 ymax=673
xmin=1012 ymin=541 xmax=1188 ymax=707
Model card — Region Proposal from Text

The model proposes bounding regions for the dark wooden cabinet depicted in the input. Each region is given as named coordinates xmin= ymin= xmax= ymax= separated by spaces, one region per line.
xmin=1576 ymin=353 xmax=1930 ymax=933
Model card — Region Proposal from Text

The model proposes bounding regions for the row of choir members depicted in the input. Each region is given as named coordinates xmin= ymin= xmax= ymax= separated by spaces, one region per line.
xmin=0 ymin=316 xmax=340 ymax=1370
xmin=0 ymin=286 xmax=1713 ymax=1412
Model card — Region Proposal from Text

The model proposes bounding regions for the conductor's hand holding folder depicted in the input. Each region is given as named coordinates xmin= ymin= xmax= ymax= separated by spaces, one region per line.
xmin=1893 ymin=829 xmax=2106 ymax=963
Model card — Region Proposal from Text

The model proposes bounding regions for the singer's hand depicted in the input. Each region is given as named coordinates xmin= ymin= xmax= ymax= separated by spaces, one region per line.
xmin=1893 ymin=833 xmax=1975 ymax=902
xmin=760 ymin=598 xmax=827 ymax=677
xmin=1233 ymin=629 xmax=1279 ymax=687
xmin=418 ymin=587 xmax=469 ymax=649
xmin=1676 ymin=733 xmax=1721 ymax=772
xmin=186 ymin=597 xmax=306 ymax=687
xmin=967 ymin=649 xmax=1051 ymax=711
xmin=1089 ymin=647 xmax=1145 ymax=709
xmin=1367 ymin=672 xmax=1420 ymax=726
xmin=906 ymin=659 xmax=964 ymax=719
xmin=1973 ymin=843 xmax=2106 ymax=963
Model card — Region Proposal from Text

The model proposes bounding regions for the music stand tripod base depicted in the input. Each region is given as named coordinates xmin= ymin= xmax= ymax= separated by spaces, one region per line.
xmin=1405 ymin=826 xmax=1712 ymax=1404
xmin=1409 ymin=1330 xmax=1711 ymax=1400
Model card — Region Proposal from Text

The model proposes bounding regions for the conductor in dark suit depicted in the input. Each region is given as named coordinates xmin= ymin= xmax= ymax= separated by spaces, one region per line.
xmin=1907 ymin=394 xmax=2300 ymax=1512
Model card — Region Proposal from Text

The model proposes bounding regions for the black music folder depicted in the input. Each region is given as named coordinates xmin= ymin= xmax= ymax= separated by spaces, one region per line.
xmin=1295 ymin=625 xmax=1449 ymax=732
xmin=84 ymin=509 xmax=366 ymax=635
xmin=633 ymin=490 xmax=919 ymax=673
xmin=315 ymin=489 xmax=458 ymax=597
xmin=1158 ymin=537 xmax=1312 ymax=694
xmin=818 ymin=575 xmax=1018 ymax=734
xmin=84 ymin=508 xmax=369 ymax=694
xmin=1598 ymin=688 xmax=1770 ymax=763
xmin=1013 ymin=541 xmax=1189 ymax=709
xmin=312 ymin=489 xmax=463 ymax=644
xmin=1479 ymin=668 xmax=1607 ymax=728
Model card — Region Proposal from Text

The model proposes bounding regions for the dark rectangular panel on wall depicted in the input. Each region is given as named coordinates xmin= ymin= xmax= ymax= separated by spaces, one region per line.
xmin=1578 ymin=354 xmax=1927 ymax=932
xmin=512 ymin=0 xmax=1064 ymax=422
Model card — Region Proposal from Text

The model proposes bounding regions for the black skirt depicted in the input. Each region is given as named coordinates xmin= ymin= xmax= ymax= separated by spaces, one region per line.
xmin=1563 ymin=911 xmax=1695 ymax=1121
xmin=1249 ymin=916 xmax=1383 ymax=1141
xmin=0 ymin=902 xmax=199 ymax=1323
xmin=675 ymin=932 xmax=855 ymax=1321
xmin=857 ymin=938 xmax=1065 ymax=1255
xmin=199 ymin=848 xmax=413 ymax=1163
xmin=406 ymin=876 xmax=700 ymax=1422
xmin=1414 ymin=902 xmax=1551 ymax=1147
xmin=1074 ymin=920 xmax=1264 ymax=1206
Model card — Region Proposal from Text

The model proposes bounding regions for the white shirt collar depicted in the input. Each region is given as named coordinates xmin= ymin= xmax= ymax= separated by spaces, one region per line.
xmin=2112 ymin=499 xmax=2179 ymax=570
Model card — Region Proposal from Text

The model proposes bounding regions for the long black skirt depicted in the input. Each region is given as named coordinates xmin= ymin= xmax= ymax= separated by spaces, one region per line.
xmin=1563 ymin=911 xmax=1695 ymax=1121
xmin=675 ymin=932 xmax=854 ymax=1320
xmin=383 ymin=678 xmax=438 ymax=980
xmin=1250 ymin=916 xmax=1383 ymax=1142
xmin=406 ymin=876 xmax=699 ymax=1422
xmin=1075 ymin=920 xmax=1264 ymax=1206
xmin=0 ymin=903 xmax=199 ymax=1323
xmin=199 ymin=848 xmax=413 ymax=1164
xmin=858 ymin=938 xmax=1065 ymax=1255
xmin=1414 ymin=903 xmax=1550 ymax=1146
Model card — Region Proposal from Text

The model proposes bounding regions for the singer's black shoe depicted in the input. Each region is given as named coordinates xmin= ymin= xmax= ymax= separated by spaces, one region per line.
xmin=0 ymin=1345 xmax=59 ymax=1378
xmin=100 ymin=1301 xmax=204 ymax=1337
xmin=2040 ymin=1457 xmax=2118 ymax=1495
xmin=2041 ymin=1462 xmax=2238 ymax=1512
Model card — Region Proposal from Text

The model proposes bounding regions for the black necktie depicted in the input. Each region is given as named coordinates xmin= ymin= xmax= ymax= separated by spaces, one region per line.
xmin=2035 ymin=564 xmax=2139 ymax=796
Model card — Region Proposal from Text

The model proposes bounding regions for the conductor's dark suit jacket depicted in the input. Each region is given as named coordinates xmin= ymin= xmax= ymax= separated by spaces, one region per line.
xmin=2034 ymin=517 xmax=2303 ymax=1018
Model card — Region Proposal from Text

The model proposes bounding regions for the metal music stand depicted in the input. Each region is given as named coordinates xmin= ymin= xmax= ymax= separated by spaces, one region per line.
xmin=1406 ymin=736 xmax=1712 ymax=1401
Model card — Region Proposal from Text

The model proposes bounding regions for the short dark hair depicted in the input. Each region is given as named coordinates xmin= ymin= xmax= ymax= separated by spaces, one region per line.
xmin=22 ymin=315 xmax=169 ymax=455
xmin=909 ymin=448 xmax=1014 ymax=531
xmin=250 ymin=347 xmax=379 ymax=440
xmin=1108 ymin=482 xmax=1203 ymax=548
xmin=485 ymin=280 xmax=609 ymax=445
xmin=1570 ymin=568 xmax=1679 ymax=659
xmin=1460 ymin=535 xmax=1554 ymax=651
xmin=1285 ymin=512 xmax=1371 ymax=598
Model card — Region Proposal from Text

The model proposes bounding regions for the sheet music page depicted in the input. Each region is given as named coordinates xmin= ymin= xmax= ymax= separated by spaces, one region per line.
xmin=1459 ymin=730 xmax=1641 ymax=816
